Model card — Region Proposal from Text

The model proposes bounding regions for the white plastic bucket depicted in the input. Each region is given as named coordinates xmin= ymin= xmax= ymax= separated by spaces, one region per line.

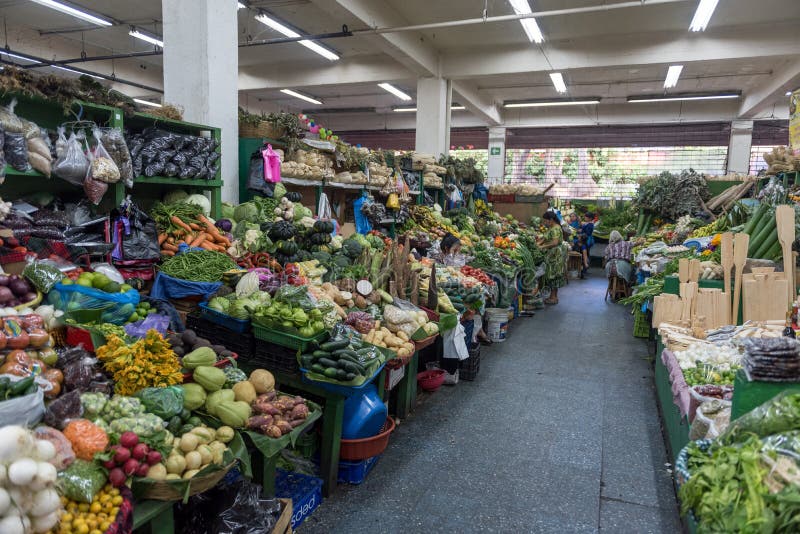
xmin=485 ymin=308 xmax=508 ymax=343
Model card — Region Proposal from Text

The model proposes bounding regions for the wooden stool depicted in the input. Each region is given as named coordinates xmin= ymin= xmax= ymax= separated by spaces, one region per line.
xmin=605 ymin=276 xmax=630 ymax=302
xmin=567 ymin=251 xmax=583 ymax=272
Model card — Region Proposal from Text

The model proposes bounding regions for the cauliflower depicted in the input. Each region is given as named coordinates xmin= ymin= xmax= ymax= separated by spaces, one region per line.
xmin=330 ymin=235 xmax=344 ymax=250
xmin=244 ymin=229 xmax=270 ymax=253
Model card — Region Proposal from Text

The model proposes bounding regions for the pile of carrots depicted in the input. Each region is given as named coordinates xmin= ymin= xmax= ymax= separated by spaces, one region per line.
xmin=158 ymin=214 xmax=231 ymax=256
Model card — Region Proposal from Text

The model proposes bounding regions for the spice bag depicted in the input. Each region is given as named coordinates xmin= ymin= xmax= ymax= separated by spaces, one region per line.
xmin=89 ymin=128 xmax=121 ymax=183
xmin=98 ymin=127 xmax=134 ymax=188
xmin=54 ymin=128 xmax=91 ymax=186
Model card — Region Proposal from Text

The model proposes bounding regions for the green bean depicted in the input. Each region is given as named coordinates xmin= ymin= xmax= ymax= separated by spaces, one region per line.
xmin=160 ymin=250 xmax=238 ymax=282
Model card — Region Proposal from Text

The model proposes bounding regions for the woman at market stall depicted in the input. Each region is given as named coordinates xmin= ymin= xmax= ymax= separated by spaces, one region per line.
xmin=538 ymin=211 xmax=567 ymax=305
xmin=431 ymin=233 xmax=464 ymax=267
xmin=604 ymin=230 xmax=635 ymax=284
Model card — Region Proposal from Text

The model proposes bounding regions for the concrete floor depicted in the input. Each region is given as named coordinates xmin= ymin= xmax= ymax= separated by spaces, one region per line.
xmin=301 ymin=274 xmax=681 ymax=533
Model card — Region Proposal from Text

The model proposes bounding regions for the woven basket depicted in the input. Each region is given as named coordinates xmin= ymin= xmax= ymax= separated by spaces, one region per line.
xmin=239 ymin=120 xmax=286 ymax=140
xmin=134 ymin=460 xmax=236 ymax=501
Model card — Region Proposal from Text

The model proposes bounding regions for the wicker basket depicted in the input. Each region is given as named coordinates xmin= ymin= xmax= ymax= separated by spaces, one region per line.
xmin=239 ymin=120 xmax=286 ymax=140
xmin=133 ymin=460 xmax=236 ymax=501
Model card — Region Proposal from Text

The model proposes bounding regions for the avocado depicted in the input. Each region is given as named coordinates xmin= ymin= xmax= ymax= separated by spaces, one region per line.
xmin=193 ymin=338 xmax=212 ymax=349
xmin=166 ymin=333 xmax=183 ymax=347
xmin=102 ymin=281 xmax=121 ymax=293
xmin=181 ymin=329 xmax=197 ymax=346
xmin=211 ymin=344 xmax=227 ymax=355
xmin=172 ymin=346 xmax=185 ymax=357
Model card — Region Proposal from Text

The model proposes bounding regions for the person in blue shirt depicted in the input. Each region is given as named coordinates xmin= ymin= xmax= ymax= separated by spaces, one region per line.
xmin=580 ymin=212 xmax=595 ymax=275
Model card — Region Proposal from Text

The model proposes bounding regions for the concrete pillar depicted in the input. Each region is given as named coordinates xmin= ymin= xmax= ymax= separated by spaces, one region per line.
xmin=487 ymin=127 xmax=506 ymax=184
xmin=162 ymin=0 xmax=239 ymax=202
xmin=415 ymin=77 xmax=451 ymax=157
xmin=727 ymin=120 xmax=754 ymax=174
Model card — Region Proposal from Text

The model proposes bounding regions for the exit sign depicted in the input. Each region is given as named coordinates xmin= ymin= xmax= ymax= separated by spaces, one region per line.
xmin=490 ymin=147 xmax=501 ymax=155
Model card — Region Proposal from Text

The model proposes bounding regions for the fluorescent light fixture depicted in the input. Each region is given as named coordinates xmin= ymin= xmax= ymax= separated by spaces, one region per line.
xmin=129 ymin=28 xmax=163 ymax=48
xmin=133 ymin=98 xmax=162 ymax=108
xmin=255 ymin=14 xmax=339 ymax=61
xmin=393 ymin=105 xmax=466 ymax=112
xmin=787 ymin=91 xmax=794 ymax=96
xmin=1 ymin=51 xmax=41 ymax=64
xmin=29 ymin=0 xmax=111 ymax=27
xmin=378 ymin=83 xmax=412 ymax=101
xmin=237 ymin=2 xmax=246 ymax=8
xmin=508 ymin=0 xmax=544 ymax=43
xmin=628 ymin=93 xmax=739 ymax=103
xmin=664 ymin=65 xmax=683 ymax=88
xmin=549 ymin=72 xmax=567 ymax=94
xmin=51 ymin=65 xmax=101 ymax=79
xmin=689 ymin=0 xmax=719 ymax=32
xmin=280 ymin=89 xmax=322 ymax=105
xmin=503 ymin=99 xmax=600 ymax=108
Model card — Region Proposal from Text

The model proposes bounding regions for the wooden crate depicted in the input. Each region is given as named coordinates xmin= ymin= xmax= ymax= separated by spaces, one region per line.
xmin=273 ymin=498 xmax=293 ymax=534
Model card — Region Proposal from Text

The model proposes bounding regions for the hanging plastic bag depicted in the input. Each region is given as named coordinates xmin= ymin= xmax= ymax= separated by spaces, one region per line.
xmin=386 ymin=192 xmax=400 ymax=209
xmin=247 ymin=148 xmax=275 ymax=197
xmin=353 ymin=195 xmax=372 ymax=235
xmin=112 ymin=200 xmax=161 ymax=262
xmin=54 ymin=128 xmax=90 ymax=186
xmin=442 ymin=321 xmax=469 ymax=361
xmin=98 ymin=127 xmax=134 ymax=188
xmin=318 ymin=192 xmax=332 ymax=220
xmin=83 ymin=137 xmax=108 ymax=205
xmin=5 ymin=131 xmax=30 ymax=172
xmin=262 ymin=144 xmax=281 ymax=183
xmin=89 ymin=128 xmax=121 ymax=183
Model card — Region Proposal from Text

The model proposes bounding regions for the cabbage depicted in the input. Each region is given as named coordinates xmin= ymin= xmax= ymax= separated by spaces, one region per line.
xmin=293 ymin=205 xmax=313 ymax=222
xmin=221 ymin=202 xmax=236 ymax=220
xmin=233 ymin=202 xmax=260 ymax=223
xmin=273 ymin=182 xmax=287 ymax=199
xmin=163 ymin=189 xmax=189 ymax=204
xmin=208 ymin=297 xmax=230 ymax=313
xmin=228 ymin=300 xmax=251 ymax=320
xmin=186 ymin=194 xmax=211 ymax=216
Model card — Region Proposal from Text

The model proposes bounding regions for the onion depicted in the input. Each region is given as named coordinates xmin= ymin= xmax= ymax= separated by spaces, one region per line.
xmin=8 ymin=279 xmax=30 ymax=297
xmin=20 ymin=292 xmax=37 ymax=305
xmin=0 ymin=287 xmax=13 ymax=303
xmin=0 ymin=274 xmax=10 ymax=286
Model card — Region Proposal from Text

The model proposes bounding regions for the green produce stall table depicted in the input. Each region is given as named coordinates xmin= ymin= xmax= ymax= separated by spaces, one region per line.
xmin=730 ymin=369 xmax=800 ymax=420
xmin=654 ymin=342 xmax=690 ymax=461
xmin=661 ymin=276 xmax=740 ymax=323
xmin=394 ymin=351 xmax=419 ymax=419
xmin=132 ymin=500 xmax=174 ymax=534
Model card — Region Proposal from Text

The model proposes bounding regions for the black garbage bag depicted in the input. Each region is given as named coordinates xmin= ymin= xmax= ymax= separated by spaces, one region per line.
xmin=164 ymin=162 xmax=179 ymax=177
xmin=247 ymin=149 xmax=275 ymax=197
xmin=214 ymin=480 xmax=282 ymax=534
xmin=113 ymin=201 xmax=161 ymax=262
xmin=5 ymin=131 xmax=30 ymax=172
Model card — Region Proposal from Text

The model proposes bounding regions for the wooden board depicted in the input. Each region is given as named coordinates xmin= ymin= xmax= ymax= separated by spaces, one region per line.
xmin=732 ymin=232 xmax=750 ymax=324
xmin=653 ymin=293 xmax=683 ymax=327
xmin=776 ymin=204 xmax=795 ymax=306
xmin=742 ymin=272 xmax=788 ymax=322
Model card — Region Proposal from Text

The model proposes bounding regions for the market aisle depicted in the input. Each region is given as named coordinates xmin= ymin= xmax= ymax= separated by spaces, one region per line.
xmin=302 ymin=275 xmax=681 ymax=533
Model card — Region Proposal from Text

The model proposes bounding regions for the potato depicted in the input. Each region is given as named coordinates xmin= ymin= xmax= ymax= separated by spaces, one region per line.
xmin=397 ymin=331 xmax=409 ymax=342
xmin=183 ymin=469 xmax=200 ymax=479
xmin=180 ymin=434 xmax=200 ymax=453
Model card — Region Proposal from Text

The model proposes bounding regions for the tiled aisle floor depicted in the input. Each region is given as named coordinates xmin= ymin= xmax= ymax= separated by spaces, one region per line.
xmin=301 ymin=274 xmax=681 ymax=533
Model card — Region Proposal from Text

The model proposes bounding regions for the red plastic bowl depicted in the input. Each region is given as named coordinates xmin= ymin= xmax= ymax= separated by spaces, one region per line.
xmin=417 ymin=369 xmax=446 ymax=392
xmin=339 ymin=416 xmax=396 ymax=461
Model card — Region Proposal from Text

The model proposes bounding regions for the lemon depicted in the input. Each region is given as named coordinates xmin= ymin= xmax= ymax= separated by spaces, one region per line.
xmin=90 ymin=502 xmax=102 ymax=514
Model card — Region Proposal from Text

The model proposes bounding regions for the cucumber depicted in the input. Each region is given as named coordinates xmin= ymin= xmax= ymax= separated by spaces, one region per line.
xmin=324 ymin=367 xmax=339 ymax=378
xmin=312 ymin=350 xmax=331 ymax=358
xmin=320 ymin=339 xmax=350 ymax=352
xmin=340 ymin=360 xmax=365 ymax=374
xmin=317 ymin=357 xmax=339 ymax=368
xmin=311 ymin=363 xmax=326 ymax=374
xmin=332 ymin=349 xmax=358 ymax=359
xmin=336 ymin=369 xmax=349 ymax=380
xmin=345 ymin=372 xmax=357 ymax=381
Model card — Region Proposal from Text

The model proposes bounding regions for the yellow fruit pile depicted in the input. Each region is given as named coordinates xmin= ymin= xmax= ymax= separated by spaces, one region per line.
xmin=51 ymin=485 xmax=123 ymax=534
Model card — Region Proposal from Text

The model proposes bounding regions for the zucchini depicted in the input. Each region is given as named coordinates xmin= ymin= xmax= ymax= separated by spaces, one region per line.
xmin=311 ymin=363 xmax=326 ymax=374
xmin=336 ymin=369 xmax=349 ymax=380
xmin=324 ymin=367 xmax=339 ymax=378
xmin=320 ymin=339 xmax=350 ymax=352
xmin=317 ymin=357 xmax=340 ymax=369
xmin=345 ymin=372 xmax=357 ymax=381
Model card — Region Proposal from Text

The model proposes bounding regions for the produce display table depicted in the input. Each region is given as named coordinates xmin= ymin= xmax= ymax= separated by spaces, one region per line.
xmin=394 ymin=351 xmax=419 ymax=419
xmin=730 ymin=369 xmax=800 ymax=420
xmin=654 ymin=347 xmax=690 ymax=461
xmin=132 ymin=500 xmax=174 ymax=534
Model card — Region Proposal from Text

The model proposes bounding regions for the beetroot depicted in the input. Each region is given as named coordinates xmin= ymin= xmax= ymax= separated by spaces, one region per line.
xmin=102 ymin=459 xmax=116 ymax=470
xmin=146 ymin=451 xmax=162 ymax=466
xmin=119 ymin=432 xmax=139 ymax=449
xmin=109 ymin=468 xmax=127 ymax=487
xmin=136 ymin=463 xmax=150 ymax=477
xmin=131 ymin=443 xmax=149 ymax=461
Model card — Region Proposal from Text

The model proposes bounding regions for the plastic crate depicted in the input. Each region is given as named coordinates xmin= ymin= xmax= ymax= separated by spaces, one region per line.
xmin=250 ymin=341 xmax=301 ymax=375
xmin=633 ymin=307 xmax=650 ymax=338
xmin=338 ymin=455 xmax=381 ymax=485
xmin=185 ymin=313 xmax=256 ymax=359
xmin=198 ymin=301 xmax=251 ymax=333
xmin=459 ymin=343 xmax=481 ymax=381
xmin=275 ymin=469 xmax=323 ymax=530
xmin=252 ymin=323 xmax=328 ymax=352
xmin=292 ymin=432 xmax=319 ymax=459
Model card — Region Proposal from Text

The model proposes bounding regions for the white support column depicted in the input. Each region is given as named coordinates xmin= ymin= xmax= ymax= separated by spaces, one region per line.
xmin=162 ymin=0 xmax=239 ymax=203
xmin=727 ymin=120 xmax=754 ymax=174
xmin=415 ymin=77 xmax=451 ymax=157
xmin=487 ymin=127 xmax=506 ymax=184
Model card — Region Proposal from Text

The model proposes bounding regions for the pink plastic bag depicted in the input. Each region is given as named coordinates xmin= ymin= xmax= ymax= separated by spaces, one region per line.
xmin=262 ymin=144 xmax=281 ymax=183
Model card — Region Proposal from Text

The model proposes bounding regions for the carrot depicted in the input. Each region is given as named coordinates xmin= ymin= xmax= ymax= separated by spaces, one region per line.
xmin=162 ymin=243 xmax=179 ymax=252
xmin=189 ymin=233 xmax=207 ymax=247
xmin=161 ymin=250 xmax=176 ymax=257
xmin=171 ymin=216 xmax=193 ymax=234
xmin=199 ymin=242 xmax=218 ymax=251
xmin=197 ymin=215 xmax=231 ymax=246
xmin=189 ymin=223 xmax=202 ymax=231
xmin=158 ymin=233 xmax=169 ymax=245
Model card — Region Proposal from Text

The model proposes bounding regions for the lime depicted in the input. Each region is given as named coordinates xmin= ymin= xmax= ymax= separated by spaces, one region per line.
xmin=129 ymin=313 xmax=140 ymax=322
xmin=120 ymin=284 xmax=132 ymax=292
xmin=76 ymin=278 xmax=93 ymax=288
xmin=92 ymin=274 xmax=110 ymax=289
xmin=61 ymin=278 xmax=74 ymax=285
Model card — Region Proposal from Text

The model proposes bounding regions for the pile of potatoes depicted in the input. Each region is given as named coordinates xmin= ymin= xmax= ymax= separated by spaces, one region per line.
xmin=363 ymin=323 xmax=416 ymax=359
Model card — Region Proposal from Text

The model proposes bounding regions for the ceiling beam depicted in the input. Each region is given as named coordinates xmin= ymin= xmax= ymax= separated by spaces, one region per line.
xmin=452 ymin=81 xmax=502 ymax=126
xmin=738 ymin=57 xmax=800 ymax=119
xmin=440 ymin=22 xmax=800 ymax=79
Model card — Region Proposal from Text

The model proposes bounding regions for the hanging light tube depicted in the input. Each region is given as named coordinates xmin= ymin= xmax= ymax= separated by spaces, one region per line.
xmin=133 ymin=98 xmax=162 ymax=108
xmin=129 ymin=28 xmax=164 ymax=48
xmin=503 ymin=99 xmax=599 ymax=108
xmin=378 ymin=83 xmax=412 ymax=101
xmin=508 ymin=0 xmax=544 ymax=43
xmin=280 ymin=89 xmax=323 ymax=105
xmin=664 ymin=65 xmax=683 ymax=89
xmin=689 ymin=0 xmax=719 ymax=32
xmin=255 ymin=14 xmax=339 ymax=61
xmin=29 ymin=0 xmax=112 ymax=27
xmin=549 ymin=72 xmax=567 ymax=94
xmin=628 ymin=93 xmax=739 ymax=103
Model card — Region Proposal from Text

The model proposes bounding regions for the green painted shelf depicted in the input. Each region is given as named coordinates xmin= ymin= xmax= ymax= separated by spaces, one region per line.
xmin=134 ymin=176 xmax=223 ymax=187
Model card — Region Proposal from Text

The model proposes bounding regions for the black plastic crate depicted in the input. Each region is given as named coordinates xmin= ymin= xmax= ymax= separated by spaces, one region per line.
xmin=248 ymin=340 xmax=300 ymax=375
xmin=185 ymin=313 xmax=255 ymax=359
xmin=459 ymin=343 xmax=480 ymax=381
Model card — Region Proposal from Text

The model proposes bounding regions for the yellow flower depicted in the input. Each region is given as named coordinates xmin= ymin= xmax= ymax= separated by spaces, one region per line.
xmin=710 ymin=233 xmax=721 ymax=246
xmin=701 ymin=249 xmax=712 ymax=256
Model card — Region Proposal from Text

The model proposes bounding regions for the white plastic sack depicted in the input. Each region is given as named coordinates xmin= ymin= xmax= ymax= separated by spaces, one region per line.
xmin=0 ymin=380 xmax=45 ymax=427
xmin=443 ymin=321 xmax=469 ymax=361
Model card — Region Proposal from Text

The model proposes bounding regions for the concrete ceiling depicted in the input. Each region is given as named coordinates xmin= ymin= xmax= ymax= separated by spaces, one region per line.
xmin=0 ymin=0 xmax=798 ymax=128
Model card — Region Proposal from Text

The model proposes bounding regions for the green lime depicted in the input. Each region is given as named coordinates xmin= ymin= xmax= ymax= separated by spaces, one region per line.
xmin=92 ymin=274 xmax=110 ymax=289
xmin=76 ymin=278 xmax=93 ymax=288
xmin=129 ymin=313 xmax=140 ymax=322
xmin=60 ymin=278 xmax=73 ymax=285
xmin=121 ymin=284 xmax=132 ymax=292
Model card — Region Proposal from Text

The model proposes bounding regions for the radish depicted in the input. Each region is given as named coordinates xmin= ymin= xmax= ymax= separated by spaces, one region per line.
xmin=113 ymin=447 xmax=131 ymax=464
xmin=146 ymin=451 xmax=162 ymax=466
xmin=102 ymin=459 xmax=116 ymax=470
xmin=136 ymin=463 xmax=150 ymax=477
xmin=108 ymin=468 xmax=127 ymax=488
xmin=131 ymin=443 xmax=149 ymax=461
xmin=119 ymin=432 xmax=139 ymax=448
xmin=123 ymin=458 xmax=140 ymax=476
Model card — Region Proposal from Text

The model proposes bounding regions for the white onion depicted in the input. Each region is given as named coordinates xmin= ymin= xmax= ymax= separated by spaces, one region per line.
xmin=31 ymin=510 xmax=59 ymax=533
xmin=34 ymin=440 xmax=55 ymax=462
xmin=0 ymin=426 xmax=33 ymax=463
xmin=0 ymin=487 xmax=10 ymax=515
xmin=0 ymin=515 xmax=25 ymax=534
xmin=8 ymin=458 xmax=38 ymax=486
xmin=30 ymin=488 xmax=60 ymax=517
